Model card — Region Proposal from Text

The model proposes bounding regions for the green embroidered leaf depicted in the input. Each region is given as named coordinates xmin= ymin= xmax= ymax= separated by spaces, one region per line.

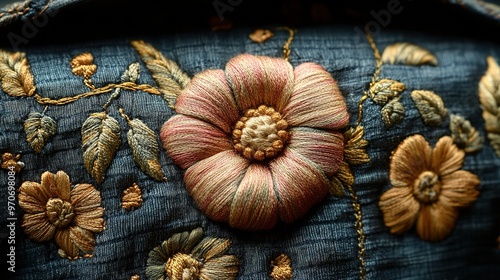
xmin=411 ymin=90 xmax=448 ymax=126
xmin=381 ymin=43 xmax=438 ymax=66
xmin=449 ymin=114 xmax=483 ymax=153
xmin=479 ymin=56 xmax=500 ymax=157
xmin=130 ymin=40 xmax=191 ymax=109
xmin=82 ymin=112 xmax=121 ymax=183
xmin=381 ymin=96 xmax=405 ymax=128
xmin=126 ymin=118 xmax=166 ymax=181
xmin=368 ymin=79 xmax=406 ymax=105
xmin=0 ymin=50 xmax=36 ymax=97
xmin=23 ymin=112 xmax=57 ymax=153
xmin=121 ymin=62 xmax=140 ymax=83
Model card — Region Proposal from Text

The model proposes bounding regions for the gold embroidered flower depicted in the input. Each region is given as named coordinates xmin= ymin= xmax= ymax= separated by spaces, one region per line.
xmin=161 ymin=54 xmax=349 ymax=230
xmin=379 ymin=135 xmax=480 ymax=241
xmin=146 ymin=227 xmax=239 ymax=280
xmin=18 ymin=170 xmax=105 ymax=259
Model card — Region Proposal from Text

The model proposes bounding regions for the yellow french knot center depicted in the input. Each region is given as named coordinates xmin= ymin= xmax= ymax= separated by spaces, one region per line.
xmin=232 ymin=105 xmax=289 ymax=161
xmin=165 ymin=253 xmax=201 ymax=280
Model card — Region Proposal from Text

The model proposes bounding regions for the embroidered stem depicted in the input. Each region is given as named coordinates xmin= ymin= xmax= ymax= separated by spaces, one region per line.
xmin=277 ymin=27 xmax=296 ymax=62
xmin=347 ymin=184 xmax=366 ymax=280
xmin=356 ymin=32 xmax=383 ymax=127
xmin=33 ymin=82 xmax=160 ymax=105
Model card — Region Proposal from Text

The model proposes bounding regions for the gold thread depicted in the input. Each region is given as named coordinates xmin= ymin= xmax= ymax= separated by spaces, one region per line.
xmin=277 ymin=27 xmax=296 ymax=62
xmin=33 ymin=82 xmax=160 ymax=105
xmin=347 ymin=184 xmax=366 ymax=280
xmin=356 ymin=32 xmax=382 ymax=127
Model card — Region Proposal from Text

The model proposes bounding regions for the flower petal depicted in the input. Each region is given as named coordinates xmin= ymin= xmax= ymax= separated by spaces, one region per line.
xmin=161 ymin=115 xmax=233 ymax=169
xmin=55 ymin=229 xmax=79 ymax=258
xmin=226 ymin=54 xmax=294 ymax=112
xmin=69 ymin=226 xmax=96 ymax=253
xmin=282 ymin=63 xmax=349 ymax=130
xmin=55 ymin=171 xmax=71 ymax=201
xmin=192 ymin=237 xmax=231 ymax=260
xmin=200 ymin=255 xmax=240 ymax=279
xmin=21 ymin=213 xmax=56 ymax=242
xmin=40 ymin=171 xmax=60 ymax=198
xmin=270 ymin=149 xmax=330 ymax=223
xmin=185 ymin=150 xmax=249 ymax=223
xmin=379 ymin=186 xmax=420 ymax=235
xmin=71 ymin=183 xmax=102 ymax=212
xmin=431 ymin=136 xmax=465 ymax=176
xmin=390 ymin=135 xmax=432 ymax=188
xmin=416 ymin=203 xmax=458 ymax=242
xmin=175 ymin=69 xmax=240 ymax=133
xmin=287 ymin=127 xmax=344 ymax=177
xmin=229 ymin=164 xmax=278 ymax=230
xmin=18 ymin=182 xmax=47 ymax=213
xmin=440 ymin=170 xmax=480 ymax=207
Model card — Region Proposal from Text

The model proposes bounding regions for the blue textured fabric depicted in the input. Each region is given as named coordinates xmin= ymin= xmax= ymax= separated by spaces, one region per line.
xmin=0 ymin=1 xmax=500 ymax=279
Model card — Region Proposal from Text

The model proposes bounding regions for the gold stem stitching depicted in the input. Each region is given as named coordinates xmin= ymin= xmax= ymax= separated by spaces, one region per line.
xmin=278 ymin=27 xmax=296 ymax=62
xmin=347 ymin=184 xmax=366 ymax=280
xmin=33 ymin=82 xmax=161 ymax=105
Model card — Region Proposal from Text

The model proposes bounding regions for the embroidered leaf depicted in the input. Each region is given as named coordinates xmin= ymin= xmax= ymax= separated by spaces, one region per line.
xmin=0 ymin=50 xmax=36 ymax=97
xmin=23 ymin=112 xmax=57 ymax=153
xmin=121 ymin=183 xmax=143 ymax=211
xmin=344 ymin=126 xmax=370 ymax=165
xmin=368 ymin=79 xmax=406 ymax=105
xmin=449 ymin=114 xmax=483 ymax=153
xmin=130 ymin=40 xmax=191 ymax=109
xmin=381 ymin=43 xmax=438 ymax=66
xmin=121 ymin=62 xmax=140 ymax=83
xmin=249 ymin=29 xmax=274 ymax=43
xmin=411 ymin=90 xmax=448 ymax=126
xmin=479 ymin=56 xmax=500 ymax=157
xmin=381 ymin=96 xmax=405 ymax=128
xmin=121 ymin=110 xmax=166 ymax=181
xmin=270 ymin=254 xmax=293 ymax=280
xmin=82 ymin=112 xmax=121 ymax=183
xmin=330 ymin=161 xmax=353 ymax=196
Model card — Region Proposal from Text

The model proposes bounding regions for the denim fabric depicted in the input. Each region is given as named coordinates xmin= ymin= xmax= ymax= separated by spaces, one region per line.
xmin=0 ymin=23 xmax=499 ymax=279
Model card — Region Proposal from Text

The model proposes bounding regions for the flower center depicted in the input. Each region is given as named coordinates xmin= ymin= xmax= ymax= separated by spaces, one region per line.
xmin=46 ymin=198 xmax=75 ymax=228
xmin=165 ymin=253 xmax=201 ymax=280
xmin=413 ymin=171 xmax=441 ymax=204
xmin=232 ymin=105 xmax=289 ymax=161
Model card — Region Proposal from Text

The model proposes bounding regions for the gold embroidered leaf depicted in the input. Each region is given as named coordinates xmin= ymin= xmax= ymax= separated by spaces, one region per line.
xmin=381 ymin=43 xmax=438 ymax=66
xmin=411 ymin=90 xmax=448 ymax=126
xmin=121 ymin=183 xmax=143 ymax=210
xmin=126 ymin=117 xmax=166 ymax=181
xmin=368 ymin=79 xmax=406 ymax=105
xmin=70 ymin=53 xmax=97 ymax=79
xmin=449 ymin=114 xmax=483 ymax=153
xmin=344 ymin=126 xmax=370 ymax=165
xmin=479 ymin=56 xmax=500 ymax=157
xmin=330 ymin=161 xmax=353 ymax=196
xmin=23 ymin=112 xmax=57 ymax=153
xmin=381 ymin=96 xmax=405 ymax=128
xmin=249 ymin=29 xmax=274 ymax=43
xmin=130 ymin=40 xmax=191 ymax=109
xmin=82 ymin=112 xmax=121 ymax=183
xmin=0 ymin=50 xmax=36 ymax=97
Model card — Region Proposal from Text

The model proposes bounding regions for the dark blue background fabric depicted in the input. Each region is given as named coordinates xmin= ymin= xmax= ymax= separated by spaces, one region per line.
xmin=0 ymin=1 xmax=500 ymax=279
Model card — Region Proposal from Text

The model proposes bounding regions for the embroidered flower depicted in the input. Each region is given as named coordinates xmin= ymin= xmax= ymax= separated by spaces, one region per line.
xmin=270 ymin=254 xmax=293 ymax=280
xmin=146 ymin=227 xmax=239 ymax=280
xmin=379 ymin=135 xmax=480 ymax=241
xmin=18 ymin=171 xmax=105 ymax=259
xmin=161 ymin=54 xmax=349 ymax=230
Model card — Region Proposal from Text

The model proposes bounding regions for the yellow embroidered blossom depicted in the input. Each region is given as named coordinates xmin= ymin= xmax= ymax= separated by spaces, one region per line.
xmin=18 ymin=171 xmax=105 ymax=259
xmin=146 ymin=228 xmax=239 ymax=280
xmin=379 ymin=135 xmax=480 ymax=241
xmin=270 ymin=254 xmax=293 ymax=280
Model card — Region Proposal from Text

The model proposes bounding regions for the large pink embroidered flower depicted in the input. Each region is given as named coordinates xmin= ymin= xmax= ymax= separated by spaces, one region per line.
xmin=161 ymin=54 xmax=349 ymax=230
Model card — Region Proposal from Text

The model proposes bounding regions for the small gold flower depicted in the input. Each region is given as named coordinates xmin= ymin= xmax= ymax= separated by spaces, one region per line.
xmin=270 ymin=254 xmax=293 ymax=280
xmin=121 ymin=183 xmax=143 ymax=211
xmin=1 ymin=152 xmax=24 ymax=172
xmin=18 ymin=171 xmax=105 ymax=259
xmin=146 ymin=228 xmax=239 ymax=280
xmin=379 ymin=135 xmax=480 ymax=241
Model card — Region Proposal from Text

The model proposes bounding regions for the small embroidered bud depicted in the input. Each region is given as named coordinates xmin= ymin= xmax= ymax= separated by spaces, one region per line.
xmin=70 ymin=53 xmax=97 ymax=79
xmin=270 ymin=254 xmax=293 ymax=280
xmin=369 ymin=79 xmax=406 ymax=106
xmin=121 ymin=183 xmax=143 ymax=211
xmin=1 ymin=152 xmax=25 ymax=172
xmin=381 ymin=96 xmax=405 ymax=128
xmin=449 ymin=114 xmax=483 ymax=153
xmin=249 ymin=29 xmax=274 ymax=43
xmin=411 ymin=90 xmax=448 ymax=126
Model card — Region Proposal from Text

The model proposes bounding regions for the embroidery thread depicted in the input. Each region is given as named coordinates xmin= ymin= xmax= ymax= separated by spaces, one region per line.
xmin=449 ymin=114 xmax=483 ymax=153
xmin=0 ymin=49 xmax=36 ymax=97
xmin=1 ymin=152 xmax=24 ymax=172
xmin=121 ymin=183 xmax=143 ymax=211
xmin=411 ymin=90 xmax=448 ymax=126
xmin=381 ymin=42 xmax=438 ymax=66
xmin=18 ymin=170 xmax=105 ymax=259
xmin=145 ymin=227 xmax=239 ymax=280
xmin=249 ymin=29 xmax=274 ymax=43
xmin=270 ymin=254 xmax=293 ymax=280
xmin=478 ymin=56 xmax=500 ymax=157
xmin=23 ymin=110 xmax=57 ymax=153
xmin=160 ymin=53 xmax=349 ymax=230
xmin=379 ymin=135 xmax=480 ymax=241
